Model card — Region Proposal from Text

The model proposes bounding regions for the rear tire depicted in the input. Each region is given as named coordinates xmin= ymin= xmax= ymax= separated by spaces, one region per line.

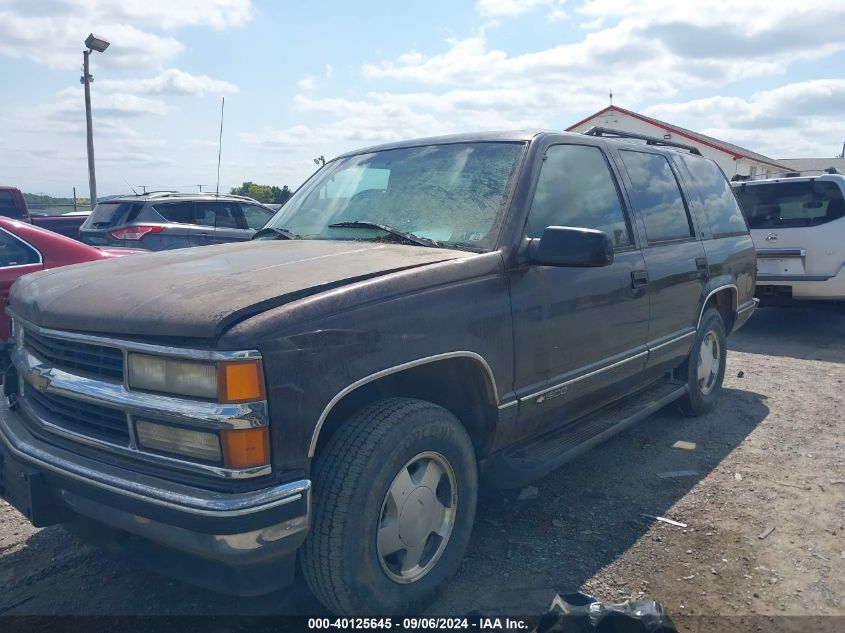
xmin=677 ymin=308 xmax=727 ymax=416
xmin=301 ymin=398 xmax=477 ymax=615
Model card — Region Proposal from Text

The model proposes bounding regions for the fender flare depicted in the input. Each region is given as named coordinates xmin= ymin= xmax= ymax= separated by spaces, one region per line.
xmin=307 ymin=351 xmax=499 ymax=457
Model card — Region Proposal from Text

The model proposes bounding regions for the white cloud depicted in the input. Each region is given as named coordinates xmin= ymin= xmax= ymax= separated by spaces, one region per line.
xmin=298 ymin=76 xmax=317 ymax=92
xmin=335 ymin=1 xmax=845 ymax=162
xmin=100 ymin=69 xmax=238 ymax=96
xmin=0 ymin=0 xmax=253 ymax=70
xmin=475 ymin=0 xmax=567 ymax=18
xmin=644 ymin=80 xmax=845 ymax=157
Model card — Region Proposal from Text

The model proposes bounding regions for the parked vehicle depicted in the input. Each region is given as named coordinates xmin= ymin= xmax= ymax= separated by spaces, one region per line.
xmin=732 ymin=174 xmax=845 ymax=306
xmin=0 ymin=129 xmax=756 ymax=615
xmin=0 ymin=217 xmax=143 ymax=366
xmin=0 ymin=186 xmax=90 ymax=240
xmin=78 ymin=192 xmax=276 ymax=250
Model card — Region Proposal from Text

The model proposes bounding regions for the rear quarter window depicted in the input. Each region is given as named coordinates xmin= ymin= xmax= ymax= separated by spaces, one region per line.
xmin=733 ymin=181 xmax=845 ymax=229
xmin=679 ymin=155 xmax=748 ymax=237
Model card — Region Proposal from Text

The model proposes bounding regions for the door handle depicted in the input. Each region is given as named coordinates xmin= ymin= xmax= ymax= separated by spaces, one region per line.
xmin=696 ymin=257 xmax=709 ymax=278
xmin=631 ymin=270 xmax=649 ymax=288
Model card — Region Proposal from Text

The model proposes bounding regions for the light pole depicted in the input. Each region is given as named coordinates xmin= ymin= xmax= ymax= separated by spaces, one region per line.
xmin=81 ymin=33 xmax=110 ymax=210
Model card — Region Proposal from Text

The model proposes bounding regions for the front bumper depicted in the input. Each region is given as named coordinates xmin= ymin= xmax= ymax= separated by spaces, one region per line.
xmin=0 ymin=400 xmax=310 ymax=589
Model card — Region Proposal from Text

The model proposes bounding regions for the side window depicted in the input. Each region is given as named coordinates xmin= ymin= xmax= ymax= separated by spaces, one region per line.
xmin=241 ymin=204 xmax=273 ymax=230
xmin=0 ymin=230 xmax=40 ymax=267
xmin=195 ymin=201 xmax=241 ymax=229
xmin=0 ymin=191 xmax=23 ymax=219
xmin=619 ymin=150 xmax=694 ymax=243
xmin=526 ymin=144 xmax=632 ymax=248
xmin=153 ymin=202 xmax=194 ymax=224
xmin=680 ymin=155 xmax=748 ymax=236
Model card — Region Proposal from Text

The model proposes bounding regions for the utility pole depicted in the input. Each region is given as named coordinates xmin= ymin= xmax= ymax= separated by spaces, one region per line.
xmin=82 ymin=50 xmax=97 ymax=210
xmin=81 ymin=34 xmax=110 ymax=210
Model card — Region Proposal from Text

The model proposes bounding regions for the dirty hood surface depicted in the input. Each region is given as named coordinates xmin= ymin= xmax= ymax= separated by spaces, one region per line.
xmin=10 ymin=240 xmax=472 ymax=340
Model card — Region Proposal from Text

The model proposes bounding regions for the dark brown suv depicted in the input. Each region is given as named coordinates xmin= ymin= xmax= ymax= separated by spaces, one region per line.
xmin=0 ymin=129 xmax=757 ymax=615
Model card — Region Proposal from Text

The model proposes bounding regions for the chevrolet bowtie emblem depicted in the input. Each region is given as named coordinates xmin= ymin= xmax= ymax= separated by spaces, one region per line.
xmin=26 ymin=367 xmax=51 ymax=391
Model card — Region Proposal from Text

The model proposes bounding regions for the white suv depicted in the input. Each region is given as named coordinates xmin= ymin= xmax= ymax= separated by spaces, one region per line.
xmin=733 ymin=174 xmax=845 ymax=306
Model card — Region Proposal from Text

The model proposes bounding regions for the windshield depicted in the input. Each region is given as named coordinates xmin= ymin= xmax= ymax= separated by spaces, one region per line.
xmin=266 ymin=142 xmax=526 ymax=250
xmin=734 ymin=180 xmax=845 ymax=229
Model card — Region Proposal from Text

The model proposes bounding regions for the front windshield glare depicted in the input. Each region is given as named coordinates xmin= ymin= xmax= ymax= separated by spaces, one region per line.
xmin=267 ymin=142 xmax=525 ymax=250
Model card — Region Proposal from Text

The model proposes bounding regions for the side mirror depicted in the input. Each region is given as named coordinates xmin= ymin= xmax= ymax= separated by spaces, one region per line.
xmin=528 ymin=226 xmax=614 ymax=267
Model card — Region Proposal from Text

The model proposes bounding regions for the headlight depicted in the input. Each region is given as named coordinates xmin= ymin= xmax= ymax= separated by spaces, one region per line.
xmin=127 ymin=353 xmax=265 ymax=403
xmin=135 ymin=421 xmax=269 ymax=468
xmin=128 ymin=353 xmax=217 ymax=399
xmin=136 ymin=420 xmax=222 ymax=462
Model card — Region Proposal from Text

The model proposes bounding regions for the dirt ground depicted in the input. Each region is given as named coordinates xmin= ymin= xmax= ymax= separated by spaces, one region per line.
xmin=1 ymin=306 xmax=843 ymax=628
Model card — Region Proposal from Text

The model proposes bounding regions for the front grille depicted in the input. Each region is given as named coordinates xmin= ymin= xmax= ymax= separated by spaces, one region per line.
xmin=25 ymin=386 xmax=130 ymax=446
xmin=25 ymin=329 xmax=124 ymax=381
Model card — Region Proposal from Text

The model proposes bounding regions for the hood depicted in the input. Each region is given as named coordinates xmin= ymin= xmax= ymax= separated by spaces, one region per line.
xmin=10 ymin=240 xmax=472 ymax=340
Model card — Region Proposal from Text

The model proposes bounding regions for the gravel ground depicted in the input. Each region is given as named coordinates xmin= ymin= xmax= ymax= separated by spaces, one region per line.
xmin=1 ymin=306 xmax=843 ymax=627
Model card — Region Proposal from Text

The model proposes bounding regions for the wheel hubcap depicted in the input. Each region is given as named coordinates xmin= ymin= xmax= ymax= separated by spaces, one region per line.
xmin=377 ymin=451 xmax=457 ymax=584
xmin=697 ymin=331 xmax=720 ymax=396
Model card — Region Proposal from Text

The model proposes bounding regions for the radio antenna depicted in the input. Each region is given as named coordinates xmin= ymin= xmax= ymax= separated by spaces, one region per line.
xmin=215 ymin=96 xmax=225 ymax=197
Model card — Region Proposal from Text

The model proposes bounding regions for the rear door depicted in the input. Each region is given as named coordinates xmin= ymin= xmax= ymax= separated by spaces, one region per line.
xmin=0 ymin=228 xmax=43 ymax=340
xmin=509 ymin=141 xmax=650 ymax=440
xmin=148 ymin=201 xmax=196 ymax=249
xmin=615 ymin=149 xmax=708 ymax=370
xmin=193 ymin=201 xmax=253 ymax=245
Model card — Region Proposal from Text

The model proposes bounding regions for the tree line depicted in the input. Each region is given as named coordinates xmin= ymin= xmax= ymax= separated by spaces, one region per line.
xmin=230 ymin=182 xmax=293 ymax=205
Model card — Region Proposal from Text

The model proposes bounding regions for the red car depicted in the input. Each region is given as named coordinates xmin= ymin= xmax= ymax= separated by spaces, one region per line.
xmin=0 ymin=218 xmax=143 ymax=342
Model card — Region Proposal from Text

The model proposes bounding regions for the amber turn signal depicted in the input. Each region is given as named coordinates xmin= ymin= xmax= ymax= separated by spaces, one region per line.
xmin=217 ymin=360 xmax=266 ymax=403
xmin=221 ymin=427 xmax=270 ymax=469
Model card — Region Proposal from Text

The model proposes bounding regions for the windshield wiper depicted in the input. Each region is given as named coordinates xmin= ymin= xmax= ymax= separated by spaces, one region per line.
xmin=251 ymin=226 xmax=299 ymax=241
xmin=328 ymin=221 xmax=442 ymax=248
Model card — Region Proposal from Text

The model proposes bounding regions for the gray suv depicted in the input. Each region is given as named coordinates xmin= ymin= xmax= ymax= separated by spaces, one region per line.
xmin=79 ymin=192 xmax=276 ymax=250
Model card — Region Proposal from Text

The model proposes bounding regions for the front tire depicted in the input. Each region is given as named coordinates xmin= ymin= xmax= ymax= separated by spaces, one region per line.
xmin=301 ymin=398 xmax=478 ymax=615
xmin=677 ymin=307 xmax=727 ymax=416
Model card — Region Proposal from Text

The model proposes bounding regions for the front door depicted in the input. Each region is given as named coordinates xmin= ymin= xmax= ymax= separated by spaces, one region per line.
xmin=509 ymin=142 xmax=650 ymax=441
xmin=615 ymin=149 xmax=708 ymax=370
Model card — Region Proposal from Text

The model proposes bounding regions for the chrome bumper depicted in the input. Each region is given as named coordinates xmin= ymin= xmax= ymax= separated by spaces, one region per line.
xmin=7 ymin=312 xmax=269 ymax=480
xmin=0 ymin=401 xmax=310 ymax=566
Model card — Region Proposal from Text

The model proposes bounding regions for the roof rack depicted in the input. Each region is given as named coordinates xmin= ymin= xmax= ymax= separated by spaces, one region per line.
xmin=130 ymin=191 xmax=262 ymax=202
xmin=584 ymin=126 xmax=702 ymax=156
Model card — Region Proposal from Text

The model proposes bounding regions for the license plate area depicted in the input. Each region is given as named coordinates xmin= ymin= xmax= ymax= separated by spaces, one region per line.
xmin=756 ymin=256 xmax=805 ymax=276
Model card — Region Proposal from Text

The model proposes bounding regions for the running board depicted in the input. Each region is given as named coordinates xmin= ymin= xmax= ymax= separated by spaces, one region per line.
xmin=482 ymin=380 xmax=688 ymax=488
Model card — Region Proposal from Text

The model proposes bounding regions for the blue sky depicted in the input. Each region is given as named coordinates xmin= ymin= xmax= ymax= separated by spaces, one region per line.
xmin=1 ymin=0 xmax=844 ymax=197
